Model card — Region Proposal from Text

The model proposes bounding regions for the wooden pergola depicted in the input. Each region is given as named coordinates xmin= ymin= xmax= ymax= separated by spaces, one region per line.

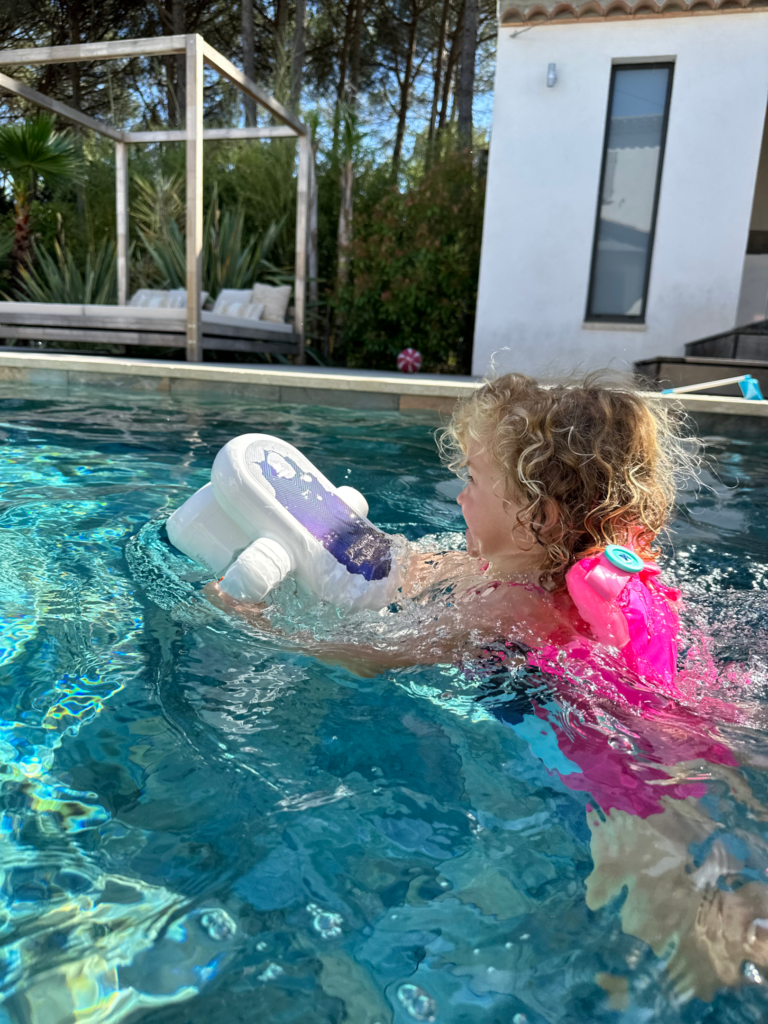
xmin=0 ymin=35 xmax=311 ymax=362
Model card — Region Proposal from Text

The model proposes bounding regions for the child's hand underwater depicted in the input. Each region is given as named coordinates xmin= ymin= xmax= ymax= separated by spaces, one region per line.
xmin=204 ymin=580 xmax=268 ymax=623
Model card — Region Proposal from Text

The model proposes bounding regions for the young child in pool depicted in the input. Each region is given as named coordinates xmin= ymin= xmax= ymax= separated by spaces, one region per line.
xmin=215 ymin=371 xmax=686 ymax=680
xmin=213 ymin=375 xmax=768 ymax=999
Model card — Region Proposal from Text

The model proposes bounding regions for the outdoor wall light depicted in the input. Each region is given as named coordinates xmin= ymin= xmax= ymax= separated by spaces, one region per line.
xmin=547 ymin=63 xmax=557 ymax=87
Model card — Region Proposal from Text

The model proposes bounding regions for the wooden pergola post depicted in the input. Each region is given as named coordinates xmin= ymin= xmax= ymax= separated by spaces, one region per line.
xmin=185 ymin=34 xmax=204 ymax=363
xmin=308 ymin=139 xmax=319 ymax=341
xmin=294 ymin=132 xmax=311 ymax=364
xmin=115 ymin=140 xmax=129 ymax=306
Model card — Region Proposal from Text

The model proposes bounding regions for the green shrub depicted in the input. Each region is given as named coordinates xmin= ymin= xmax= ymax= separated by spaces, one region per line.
xmin=208 ymin=139 xmax=297 ymax=270
xmin=338 ymin=150 xmax=485 ymax=374
xmin=19 ymin=136 xmax=118 ymax=272
xmin=14 ymin=238 xmax=116 ymax=304
xmin=137 ymin=184 xmax=285 ymax=299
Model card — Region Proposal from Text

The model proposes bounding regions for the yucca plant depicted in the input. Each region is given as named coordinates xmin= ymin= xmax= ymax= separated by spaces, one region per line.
xmin=0 ymin=116 xmax=80 ymax=274
xmin=14 ymin=238 xmax=117 ymax=305
xmin=139 ymin=185 xmax=286 ymax=299
xmin=132 ymin=171 xmax=185 ymax=244
xmin=206 ymin=202 xmax=285 ymax=295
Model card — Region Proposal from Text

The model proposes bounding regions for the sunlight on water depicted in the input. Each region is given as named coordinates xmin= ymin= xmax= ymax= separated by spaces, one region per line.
xmin=0 ymin=387 xmax=768 ymax=1023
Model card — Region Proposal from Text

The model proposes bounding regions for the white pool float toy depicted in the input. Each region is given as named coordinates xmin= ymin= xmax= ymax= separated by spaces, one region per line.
xmin=166 ymin=434 xmax=405 ymax=612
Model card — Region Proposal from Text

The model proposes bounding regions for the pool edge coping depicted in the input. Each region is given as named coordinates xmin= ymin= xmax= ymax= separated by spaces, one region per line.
xmin=1 ymin=350 xmax=767 ymax=420
xmin=0 ymin=351 xmax=475 ymax=397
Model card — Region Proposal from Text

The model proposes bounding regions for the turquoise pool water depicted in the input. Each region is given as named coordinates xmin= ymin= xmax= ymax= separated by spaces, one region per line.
xmin=1 ymin=385 xmax=767 ymax=1024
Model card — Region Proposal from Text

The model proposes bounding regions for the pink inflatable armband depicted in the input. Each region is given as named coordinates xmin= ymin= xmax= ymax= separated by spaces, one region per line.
xmin=567 ymin=545 xmax=645 ymax=648
xmin=562 ymin=544 xmax=680 ymax=688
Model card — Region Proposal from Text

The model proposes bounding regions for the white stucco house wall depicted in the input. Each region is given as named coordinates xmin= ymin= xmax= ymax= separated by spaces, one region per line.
xmin=473 ymin=0 xmax=768 ymax=377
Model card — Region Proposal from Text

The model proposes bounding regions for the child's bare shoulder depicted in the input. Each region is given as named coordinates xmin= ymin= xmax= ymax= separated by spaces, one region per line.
xmin=456 ymin=576 xmax=568 ymax=646
xmin=401 ymin=549 xmax=483 ymax=599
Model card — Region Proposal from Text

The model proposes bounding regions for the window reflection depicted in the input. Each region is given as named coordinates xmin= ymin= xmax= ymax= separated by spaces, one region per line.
xmin=587 ymin=65 xmax=673 ymax=321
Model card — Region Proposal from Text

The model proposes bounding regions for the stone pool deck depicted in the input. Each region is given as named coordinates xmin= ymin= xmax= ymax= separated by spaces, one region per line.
xmin=0 ymin=351 xmax=767 ymax=432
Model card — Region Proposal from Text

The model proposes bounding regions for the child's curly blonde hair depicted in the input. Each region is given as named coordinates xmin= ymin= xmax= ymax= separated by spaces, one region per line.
xmin=439 ymin=371 xmax=695 ymax=586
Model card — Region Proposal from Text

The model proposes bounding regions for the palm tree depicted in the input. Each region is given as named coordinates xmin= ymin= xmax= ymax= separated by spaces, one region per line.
xmin=0 ymin=116 xmax=79 ymax=275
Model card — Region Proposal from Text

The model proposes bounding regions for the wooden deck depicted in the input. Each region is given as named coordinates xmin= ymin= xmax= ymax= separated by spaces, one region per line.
xmin=0 ymin=302 xmax=300 ymax=358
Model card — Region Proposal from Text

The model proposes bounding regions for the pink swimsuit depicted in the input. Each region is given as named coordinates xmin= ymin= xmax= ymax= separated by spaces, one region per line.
xmin=514 ymin=549 xmax=743 ymax=818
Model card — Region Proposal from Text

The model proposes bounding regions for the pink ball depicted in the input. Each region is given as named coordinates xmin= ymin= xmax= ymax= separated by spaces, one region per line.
xmin=397 ymin=347 xmax=422 ymax=373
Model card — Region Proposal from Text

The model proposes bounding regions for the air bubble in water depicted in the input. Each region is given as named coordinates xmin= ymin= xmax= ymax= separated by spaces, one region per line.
xmin=306 ymin=902 xmax=343 ymax=939
xmin=258 ymin=962 xmax=283 ymax=982
xmin=608 ymin=735 xmax=632 ymax=751
xmin=512 ymin=1015 xmax=528 ymax=1024
xmin=396 ymin=983 xmax=437 ymax=1021
xmin=199 ymin=908 xmax=237 ymax=942
xmin=743 ymin=960 xmax=763 ymax=984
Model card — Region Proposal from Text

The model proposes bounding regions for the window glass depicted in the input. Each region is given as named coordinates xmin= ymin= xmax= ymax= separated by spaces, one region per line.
xmin=587 ymin=65 xmax=673 ymax=320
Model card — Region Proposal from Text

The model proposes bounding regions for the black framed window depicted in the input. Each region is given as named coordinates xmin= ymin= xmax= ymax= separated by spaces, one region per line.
xmin=586 ymin=63 xmax=674 ymax=322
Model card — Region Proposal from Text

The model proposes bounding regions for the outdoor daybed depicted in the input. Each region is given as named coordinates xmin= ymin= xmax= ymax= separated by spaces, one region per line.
xmin=0 ymin=293 xmax=299 ymax=359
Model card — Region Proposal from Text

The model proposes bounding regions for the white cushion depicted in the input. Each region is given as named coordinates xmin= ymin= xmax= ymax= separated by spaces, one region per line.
xmin=128 ymin=289 xmax=168 ymax=308
xmin=128 ymin=288 xmax=208 ymax=309
xmin=201 ymin=310 xmax=294 ymax=333
xmin=166 ymin=288 xmax=210 ymax=309
xmin=251 ymin=283 xmax=291 ymax=323
xmin=211 ymin=289 xmax=253 ymax=314
xmin=213 ymin=300 xmax=265 ymax=321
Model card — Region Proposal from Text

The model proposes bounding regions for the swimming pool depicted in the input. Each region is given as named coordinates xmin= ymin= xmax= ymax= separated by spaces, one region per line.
xmin=1 ymin=384 xmax=767 ymax=1024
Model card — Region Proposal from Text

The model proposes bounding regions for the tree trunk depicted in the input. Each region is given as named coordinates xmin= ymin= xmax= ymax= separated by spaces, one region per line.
xmin=335 ymin=0 xmax=362 ymax=279
xmin=241 ymin=0 xmax=257 ymax=125
xmin=392 ymin=2 xmax=419 ymax=174
xmin=336 ymin=158 xmax=353 ymax=290
xmin=349 ymin=0 xmax=362 ymax=100
xmin=164 ymin=55 xmax=176 ymax=125
xmin=334 ymin=0 xmax=363 ymax=333
xmin=332 ymin=0 xmax=356 ymax=156
xmin=438 ymin=0 xmax=463 ymax=134
xmin=428 ymin=0 xmax=450 ymax=147
xmin=275 ymin=0 xmax=288 ymax=56
xmin=67 ymin=2 xmax=86 ymax=220
xmin=67 ymin=1 xmax=81 ymax=110
xmin=11 ymin=195 xmax=32 ymax=278
xmin=173 ymin=0 xmax=186 ymax=127
xmin=160 ymin=0 xmax=176 ymax=124
xmin=290 ymin=0 xmax=306 ymax=112
xmin=456 ymin=0 xmax=477 ymax=148
xmin=308 ymin=140 xmax=319 ymax=337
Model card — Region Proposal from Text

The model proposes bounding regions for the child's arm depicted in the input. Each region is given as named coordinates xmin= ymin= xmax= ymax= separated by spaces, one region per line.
xmin=400 ymin=549 xmax=482 ymax=599
xmin=206 ymin=572 xmax=562 ymax=677
xmin=206 ymin=581 xmax=471 ymax=676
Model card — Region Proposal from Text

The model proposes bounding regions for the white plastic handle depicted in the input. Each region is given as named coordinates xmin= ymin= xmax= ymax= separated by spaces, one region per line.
xmin=336 ymin=485 xmax=369 ymax=519
xmin=219 ymin=537 xmax=292 ymax=602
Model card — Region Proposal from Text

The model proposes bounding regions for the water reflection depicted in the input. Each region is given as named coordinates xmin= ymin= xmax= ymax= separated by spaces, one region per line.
xmin=0 ymin=425 xmax=239 ymax=1022
xmin=2 ymin=387 xmax=768 ymax=1023
xmin=477 ymin=635 xmax=768 ymax=1004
